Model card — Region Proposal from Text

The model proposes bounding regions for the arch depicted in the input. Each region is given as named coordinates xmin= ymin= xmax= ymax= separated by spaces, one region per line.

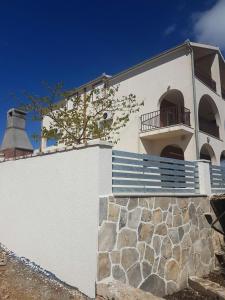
xmin=160 ymin=144 xmax=184 ymax=160
xmin=158 ymin=89 xmax=190 ymax=127
xmin=200 ymin=143 xmax=216 ymax=164
xmin=198 ymin=95 xmax=221 ymax=139
xmin=220 ymin=151 xmax=225 ymax=167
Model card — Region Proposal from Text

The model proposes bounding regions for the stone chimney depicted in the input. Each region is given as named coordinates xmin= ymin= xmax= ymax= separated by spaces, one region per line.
xmin=1 ymin=108 xmax=33 ymax=158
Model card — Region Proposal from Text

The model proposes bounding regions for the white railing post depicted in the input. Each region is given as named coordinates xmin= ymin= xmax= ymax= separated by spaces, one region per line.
xmin=196 ymin=160 xmax=211 ymax=195
xmin=97 ymin=141 xmax=112 ymax=197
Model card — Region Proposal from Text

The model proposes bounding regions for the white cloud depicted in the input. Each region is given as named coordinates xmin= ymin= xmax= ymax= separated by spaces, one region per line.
xmin=164 ymin=24 xmax=176 ymax=36
xmin=193 ymin=0 xmax=225 ymax=50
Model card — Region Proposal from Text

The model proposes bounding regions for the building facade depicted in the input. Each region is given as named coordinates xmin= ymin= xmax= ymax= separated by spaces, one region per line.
xmin=43 ymin=41 xmax=225 ymax=165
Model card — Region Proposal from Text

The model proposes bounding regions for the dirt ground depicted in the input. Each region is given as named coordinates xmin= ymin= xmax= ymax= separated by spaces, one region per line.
xmin=0 ymin=249 xmax=90 ymax=300
xmin=165 ymin=288 xmax=214 ymax=300
xmin=205 ymin=270 xmax=225 ymax=288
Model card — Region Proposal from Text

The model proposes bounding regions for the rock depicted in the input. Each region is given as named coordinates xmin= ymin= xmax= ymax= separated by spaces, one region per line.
xmin=108 ymin=203 xmax=120 ymax=222
xmin=139 ymin=198 xmax=148 ymax=208
xmin=173 ymin=214 xmax=183 ymax=227
xmin=140 ymin=274 xmax=166 ymax=297
xmin=97 ymin=282 xmax=164 ymax=300
xmin=178 ymin=227 xmax=184 ymax=240
xmin=154 ymin=197 xmax=170 ymax=211
xmin=172 ymin=245 xmax=181 ymax=262
xmin=154 ymin=223 xmax=167 ymax=236
xmin=152 ymin=257 xmax=160 ymax=273
xmin=166 ymin=212 xmax=173 ymax=227
xmin=117 ymin=229 xmax=137 ymax=249
xmin=168 ymin=228 xmax=180 ymax=245
xmin=112 ymin=265 xmax=126 ymax=283
xmin=116 ymin=198 xmax=129 ymax=206
xmin=152 ymin=209 xmax=163 ymax=224
xmin=165 ymin=259 xmax=179 ymax=282
xmin=142 ymin=261 xmax=152 ymax=279
xmin=153 ymin=236 xmax=161 ymax=257
xmin=177 ymin=198 xmax=189 ymax=209
xmin=127 ymin=263 xmax=142 ymax=288
xmin=98 ymin=253 xmax=111 ymax=281
xmin=99 ymin=197 xmax=108 ymax=226
xmin=182 ymin=208 xmax=189 ymax=223
xmin=121 ymin=248 xmax=139 ymax=271
xmin=110 ymin=251 xmax=120 ymax=264
xmin=189 ymin=226 xmax=199 ymax=243
xmin=99 ymin=222 xmax=117 ymax=251
xmin=128 ymin=208 xmax=142 ymax=229
xmin=147 ymin=198 xmax=155 ymax=209
xmin=138 ymin=242 xmax=146 ymax=261
xmin=161 ymin=237 xmax=172 ymax=259
xmin=119 ymin=208 xmax=127 ymax=230
xmin=109 ymin=195 xmax=115 ymax=202
xmin=180 ymin=233 xmax=192 ymax=249
xmin=141 ymin=209 xmax=152 ymax=222
xmin=167 ymin=281 xmax=178 ymax=295
xmin=138 ymin=223 xmax=154 ymax=243
xmin=158 ymin=257 xmax=166 ymax=278
xmin=128 ymin=198 xmax=138 ymax=210
xmin=189 ymin=203 xmax=198 ymax=226
xmin=145 ymin=245 xmax=155 ymax=265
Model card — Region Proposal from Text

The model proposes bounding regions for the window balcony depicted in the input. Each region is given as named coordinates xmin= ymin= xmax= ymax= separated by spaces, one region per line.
xmin=140 ymin=107 xmax=193 ymax=140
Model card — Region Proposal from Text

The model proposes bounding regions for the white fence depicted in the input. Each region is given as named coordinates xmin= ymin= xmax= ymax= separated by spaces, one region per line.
xmin=112 ymin=150 xmax=199 ymax=195
xmin=0 ymin=143 xmax=112 ymax=298
xmin=210 ymin=165 xmax=225 ymax=194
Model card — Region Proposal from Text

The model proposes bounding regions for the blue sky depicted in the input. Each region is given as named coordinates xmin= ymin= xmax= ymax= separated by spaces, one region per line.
xmin=0 ymin=0 xmax=224 ymax=148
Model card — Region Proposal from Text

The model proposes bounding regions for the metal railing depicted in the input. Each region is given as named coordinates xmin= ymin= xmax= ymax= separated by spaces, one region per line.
xmin=210 ymin=165 xmax=225 ymax=194
xmin=140 ymin=107 xmax=191 ymax=132
xmin=112 ymin=150 xmax=199 ymax=194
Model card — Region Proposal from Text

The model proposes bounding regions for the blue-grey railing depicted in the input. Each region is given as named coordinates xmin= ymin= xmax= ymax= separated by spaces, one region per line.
xmin=210 ymin=165 xmax=225 ymax=194
xmin=112 ymin=150 xmax=199 ymax=194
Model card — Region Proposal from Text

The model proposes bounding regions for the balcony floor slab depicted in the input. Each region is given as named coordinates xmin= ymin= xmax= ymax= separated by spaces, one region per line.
xmin=140 ymin=124 xmax=194 ymax=140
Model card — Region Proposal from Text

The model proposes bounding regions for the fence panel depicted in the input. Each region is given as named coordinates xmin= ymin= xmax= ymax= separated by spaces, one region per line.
xmin=210 ymin=165 xmax=225 ymax=194
xmin=112 ymin=150 xmax=199 ymax=195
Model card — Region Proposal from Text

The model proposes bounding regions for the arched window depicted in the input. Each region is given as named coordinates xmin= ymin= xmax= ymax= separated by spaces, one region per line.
xmin=159 ymin=89 xmax=190 ymax=128
xmin=160 ymin=145 xmax=184 ymax=160
xmin=200 ymin=143 xmax=216 ymax=164
xmin=198 ymin=95 xmax=220 ymax=139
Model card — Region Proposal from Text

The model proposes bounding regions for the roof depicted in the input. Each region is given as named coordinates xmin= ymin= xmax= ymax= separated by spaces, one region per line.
xmin=67 ymin=40 xmax=225 ymax=95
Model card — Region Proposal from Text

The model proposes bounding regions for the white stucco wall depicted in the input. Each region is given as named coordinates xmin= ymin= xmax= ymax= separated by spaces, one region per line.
xmin=112 ymin=50 xmax=197 ymax=160
xmin=0 ymin=144 xmax=112 ymax=298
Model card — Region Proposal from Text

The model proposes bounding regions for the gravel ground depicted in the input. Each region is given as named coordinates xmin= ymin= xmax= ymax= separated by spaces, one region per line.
xmin=0 ymin=247 xmax=89 ymax=300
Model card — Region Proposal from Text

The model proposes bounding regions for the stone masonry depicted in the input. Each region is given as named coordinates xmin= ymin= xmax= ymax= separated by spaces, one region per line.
xmin=97 ymin=196 xmax=216 ymax=297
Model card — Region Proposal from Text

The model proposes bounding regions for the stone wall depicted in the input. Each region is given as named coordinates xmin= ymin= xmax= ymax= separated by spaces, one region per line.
xmin=97 ymin=196 xmax=216 ymax=297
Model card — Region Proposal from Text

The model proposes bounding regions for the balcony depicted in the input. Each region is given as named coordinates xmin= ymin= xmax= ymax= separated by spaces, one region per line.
xmin=140 ymin=107 xmax=193 ymax=140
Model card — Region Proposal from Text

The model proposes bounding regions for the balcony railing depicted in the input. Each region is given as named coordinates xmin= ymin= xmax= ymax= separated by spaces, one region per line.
xmin=195 ymin=71 xmax=217 ymax=92
xmin=140 ymin=107 xmax=191 ymax=132
xmin=199 ymin=119 xmax=220 ymax=139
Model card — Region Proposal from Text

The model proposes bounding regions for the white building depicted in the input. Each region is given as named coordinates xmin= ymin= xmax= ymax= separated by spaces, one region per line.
xmin=43 ymin=40 xmax=225 ymax=165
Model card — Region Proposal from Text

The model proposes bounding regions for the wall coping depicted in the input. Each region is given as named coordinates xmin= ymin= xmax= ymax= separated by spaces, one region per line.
xmin=0 ymin=140 xmax=112 ymax=164
xmin=113 ymin=193 xmax=208 ymax=198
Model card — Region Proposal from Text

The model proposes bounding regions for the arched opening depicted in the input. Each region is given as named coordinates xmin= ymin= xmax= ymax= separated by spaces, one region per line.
xmin=160 ymin=145 xmax=184 ymax=160
xmin=220 ymin=151 xmax=225 ymax=167
xmin=198 ymin=95 xmax=220 ymax=139
xmin=200 ymin=143 xmax=216 ymax=164
xmin=159 ymin=89 xmax=190 ymax=128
